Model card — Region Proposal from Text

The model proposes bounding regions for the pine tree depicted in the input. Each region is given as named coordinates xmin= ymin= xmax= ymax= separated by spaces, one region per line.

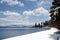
xmin=49 ymin=0 xmax=60 ymax=30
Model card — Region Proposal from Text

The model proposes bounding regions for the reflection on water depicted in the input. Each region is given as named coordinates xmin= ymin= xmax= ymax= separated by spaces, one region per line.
xmin=0 ymin=27 xmax=48 ymax=40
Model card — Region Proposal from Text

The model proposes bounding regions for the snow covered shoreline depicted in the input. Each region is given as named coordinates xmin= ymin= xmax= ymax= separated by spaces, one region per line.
xmin=3 ymin=28 xmax=59 ymax=40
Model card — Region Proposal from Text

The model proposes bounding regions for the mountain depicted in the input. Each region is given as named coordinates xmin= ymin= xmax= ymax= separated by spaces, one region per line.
xmin=0 ymin=25 xmax=32 ymax=28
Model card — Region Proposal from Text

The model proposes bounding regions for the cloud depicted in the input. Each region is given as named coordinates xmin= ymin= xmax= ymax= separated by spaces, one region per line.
xmin=26 ymin=0 xmax=37 ymax=2
xmin=23 ymin=11 xmax=34 ymax=16
xmin=0 ymin=11 xmax=34 ymax=26
xmin=0 ymin=7 xmax=50 ymax=26
xmin=33 ymin=7 xmax=49 ymax=16
xmin=0 ymin=0 xmax=24 ymax=7
xmin=3 ymin=11 xmax=20 ymax=16
xmin=36 ymin=0 xmax=51 ymax=8
xmin=39 ymin=1 xmax=45 ymax=5
xmin=23 ymin=7 xmax=49 ymax=16
xmin=0 ymin=19 xmax=34 ymax=26
xmin=23 ymin=7 xmax=50 ymax=22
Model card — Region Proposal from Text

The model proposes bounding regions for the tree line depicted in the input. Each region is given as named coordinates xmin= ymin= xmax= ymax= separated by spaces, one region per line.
xmin=49 ymin=0 xmax=60 ymax=30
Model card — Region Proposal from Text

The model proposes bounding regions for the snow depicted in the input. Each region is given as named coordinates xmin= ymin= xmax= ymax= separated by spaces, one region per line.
xmin=3 ymin=28 xmax=59 ymax=40
xmin=54 ymin=7 xmax=60 ymax=16
xmin=55 ymin=7 xmax=60 ymax=11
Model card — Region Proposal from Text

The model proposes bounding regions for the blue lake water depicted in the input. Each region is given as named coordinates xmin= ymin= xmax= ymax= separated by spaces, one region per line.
xmin=0 ymin=27 xmax=49 ymax=40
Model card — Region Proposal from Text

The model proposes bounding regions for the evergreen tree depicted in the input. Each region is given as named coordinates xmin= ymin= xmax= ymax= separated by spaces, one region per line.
xmin=49 ymin=0 xmax=60 ymax=30
xmin=44 ymin=21 xmax=49 ymax=26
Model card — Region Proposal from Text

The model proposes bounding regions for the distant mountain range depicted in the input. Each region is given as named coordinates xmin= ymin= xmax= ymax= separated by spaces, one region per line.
xmin=0 ymin=25 xmax=33 ymax=28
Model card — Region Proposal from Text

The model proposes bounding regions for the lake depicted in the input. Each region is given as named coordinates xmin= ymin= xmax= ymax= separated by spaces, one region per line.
xmin=0 ymin=27 xmax=49 ymax=40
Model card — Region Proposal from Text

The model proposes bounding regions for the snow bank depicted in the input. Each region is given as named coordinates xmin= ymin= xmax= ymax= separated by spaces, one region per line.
xmin=3 ymin=28 xmax=58 ymax=40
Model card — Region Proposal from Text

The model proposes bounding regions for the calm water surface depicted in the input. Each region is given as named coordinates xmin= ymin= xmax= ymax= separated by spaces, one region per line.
xmin=0 ymin=27 xmax=48 ymax=40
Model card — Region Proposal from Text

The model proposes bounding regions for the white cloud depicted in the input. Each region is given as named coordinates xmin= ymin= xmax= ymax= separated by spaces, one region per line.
xmin=23 ymin=7 xmax=50 ymax=22
xmin=0 ymin=0 xmax=24 ymax=7
xmin=0 ymin=11 xmax=34 ymax=26
xmin=39 ymin=1 xmax=45 ymax=5
xmin=23 ymin=7 xmax=49 ymax=16
xmin=0 ymin=19 xmax=34 ymax=26
xmin=0 ymin=7 xmax=50 ymax=26
xmin=37 ymin=0 xmax=51 ymax=7
xmin=33 ymin=7 xmax=49 ymax=16
xmin=3 ymin=11 xmax=20 ymax=16
xmin=26 ymin=0 xmax=37 ymax=2
xmin=23 ymin=11 xmax=34 ymax=16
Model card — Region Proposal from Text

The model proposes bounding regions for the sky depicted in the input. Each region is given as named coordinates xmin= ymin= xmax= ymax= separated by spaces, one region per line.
xmin=0 ymin=0 xmax=53 ymax=26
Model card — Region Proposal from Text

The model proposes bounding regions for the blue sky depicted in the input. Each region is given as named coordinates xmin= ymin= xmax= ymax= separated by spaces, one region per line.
xmin=0 ymin=0 xmax=53 ymax=26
